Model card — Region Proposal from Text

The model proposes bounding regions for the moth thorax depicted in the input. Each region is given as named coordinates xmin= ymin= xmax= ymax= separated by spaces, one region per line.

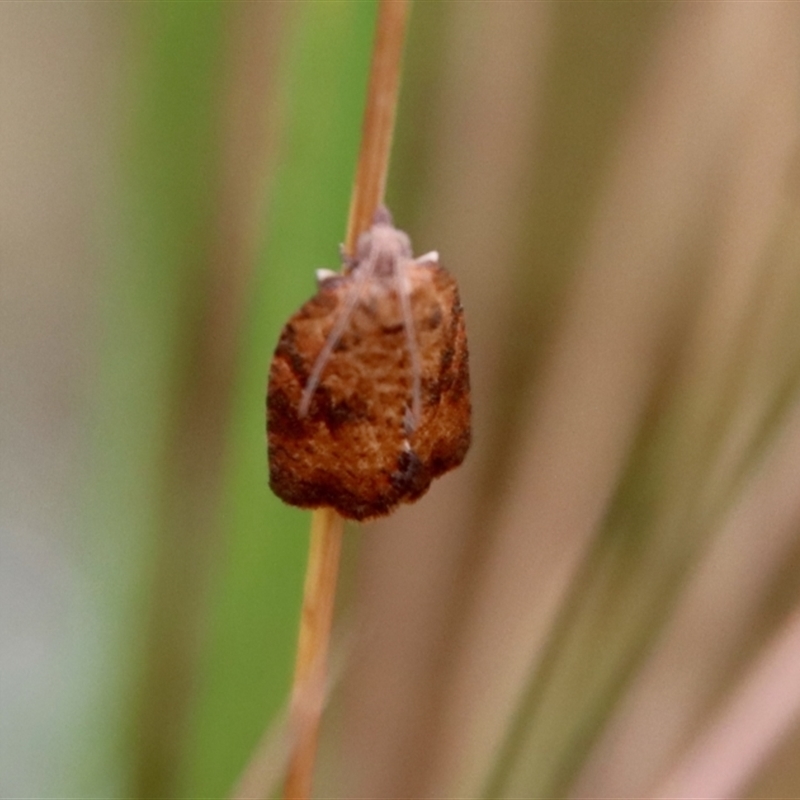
xmin=356 ymin=224 xmax=413 ymax=270
xmin=372 ymin=249 xmax=400 ymax=277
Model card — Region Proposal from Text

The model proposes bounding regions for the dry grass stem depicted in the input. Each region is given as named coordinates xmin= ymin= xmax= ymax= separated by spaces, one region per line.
xmin=281 ymin=3 xmax=409 ymax=799
xmin=345 ymin=0 xmax=410 ymax=253
xmin=282 ymin=508 xmax=345 ymax=800
xmin=232 ymin=634 xmax=352 ymax=799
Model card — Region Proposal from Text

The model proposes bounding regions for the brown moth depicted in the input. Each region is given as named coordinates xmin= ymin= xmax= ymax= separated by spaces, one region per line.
xmin=267 ymin=207 xmax=470 ymax=521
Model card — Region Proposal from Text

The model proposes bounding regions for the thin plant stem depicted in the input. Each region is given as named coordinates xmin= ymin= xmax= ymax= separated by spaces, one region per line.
xmin=345 ymin=0 xmax=410 ymax=253
xmin=280 ymin=3 xmax=411 ymax=800
xmin=283 ymin=508 xmax=345 ymax=800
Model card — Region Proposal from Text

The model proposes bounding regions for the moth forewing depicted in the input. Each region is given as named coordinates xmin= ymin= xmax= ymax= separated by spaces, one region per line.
xmin=298 ymin=263 xmax=374 ymax=419
xmin=267 ymin=210 xmax=471 ymax=521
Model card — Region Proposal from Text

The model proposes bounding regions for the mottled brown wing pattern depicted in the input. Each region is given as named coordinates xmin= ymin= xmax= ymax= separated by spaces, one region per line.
xmin=267 ymin=259 xmax=470 ymax=521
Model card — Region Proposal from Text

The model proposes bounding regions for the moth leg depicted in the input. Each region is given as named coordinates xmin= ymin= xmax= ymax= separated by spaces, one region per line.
xmin=299 ymin=257 xmax=373 ymax=418
xmin=396 ymin=259 xmax=422 ymax=431
xmin=403 ymin=406 xmax=416 ymax=439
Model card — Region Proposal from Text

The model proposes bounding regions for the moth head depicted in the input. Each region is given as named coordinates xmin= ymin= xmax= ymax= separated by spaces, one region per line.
xmin=355 ymin=207 xmax=413 ymax=276
xmin=372 ymin=205 xmax=393 ymax=226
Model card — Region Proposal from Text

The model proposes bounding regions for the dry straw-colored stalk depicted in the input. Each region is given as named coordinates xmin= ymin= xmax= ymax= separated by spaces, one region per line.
xmin=282 ymin=507 xmax=346 ymax=800
xmin=274 ymin=4 xmax=411 ymax=799
xmin=232 ymin=3 xmax=409 ymax=797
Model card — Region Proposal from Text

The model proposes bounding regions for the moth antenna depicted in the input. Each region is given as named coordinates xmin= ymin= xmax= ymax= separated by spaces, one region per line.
xmin=338 ymin=244 xmax=358 ymax=273
xmin=299 ymin=259 xmax=372 ymax=418
xmin=396 ymin=260 xmax=422 ymax=431
xmin=315 ymin=268 xmax=338 ymax=286
xmin=416 ymin=250 xmax=439 ymax=265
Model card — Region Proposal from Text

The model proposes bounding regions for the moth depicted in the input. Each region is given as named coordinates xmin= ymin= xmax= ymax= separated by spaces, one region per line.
xmin=267 ymin=207 xmax=471 ymax=521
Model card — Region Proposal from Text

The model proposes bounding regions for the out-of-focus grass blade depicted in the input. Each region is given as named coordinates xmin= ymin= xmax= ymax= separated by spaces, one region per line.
xmin=482 ymin=5 xmax=800 ymax=795
xmin=177 ymin=3 xmax=377 ymax=796
xmin=79 ymin=4 xmax=227 ymax=796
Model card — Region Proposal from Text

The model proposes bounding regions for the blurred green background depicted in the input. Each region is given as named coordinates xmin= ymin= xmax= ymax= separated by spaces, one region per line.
xmin=2 ymin=2 xmax=800 ymax=799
